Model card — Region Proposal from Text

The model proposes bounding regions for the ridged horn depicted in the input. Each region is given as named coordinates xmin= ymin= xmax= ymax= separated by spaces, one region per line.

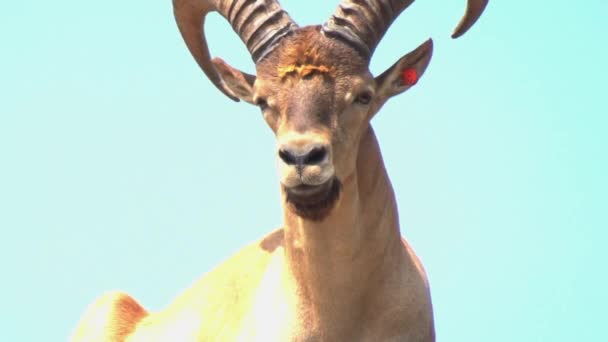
xmin=321 ymin=0 xmax=489 ymax=59
xmin=321 ymin=0 xmax=415 ymax=59
xmin=173 ymin=0 xmax=298 ymax=100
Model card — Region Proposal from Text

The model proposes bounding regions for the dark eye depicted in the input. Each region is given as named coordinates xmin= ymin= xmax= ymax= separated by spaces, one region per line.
xmin=354 ymin=92 xmax=372 ymax=105
xmin=255 ymin=97 xmax=269 ymax=110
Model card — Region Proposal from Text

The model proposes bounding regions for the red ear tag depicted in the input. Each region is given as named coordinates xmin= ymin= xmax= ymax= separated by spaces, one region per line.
xmin=401 ymin=68 xmax=418 ymax=86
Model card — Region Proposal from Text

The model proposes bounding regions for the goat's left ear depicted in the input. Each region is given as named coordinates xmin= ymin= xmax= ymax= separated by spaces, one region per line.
xmin=211 ymin=57 xmax=257 ymax=104
xmin=373 ymin=39 xmax=433 ymax=111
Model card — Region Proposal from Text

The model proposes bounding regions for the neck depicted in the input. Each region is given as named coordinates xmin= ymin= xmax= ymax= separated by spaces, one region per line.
xmin=280 ymin=126 xmax=403 ymax=335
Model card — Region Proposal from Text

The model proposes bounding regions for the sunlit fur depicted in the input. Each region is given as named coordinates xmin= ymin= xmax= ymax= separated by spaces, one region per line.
xmin=71 ymin=24 xmax=437 ymax=342
xmin=277 ymin=64 xmax=334 ymax=79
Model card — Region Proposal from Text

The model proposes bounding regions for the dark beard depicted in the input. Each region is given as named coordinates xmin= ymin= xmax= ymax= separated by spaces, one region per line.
xmin=284 ymin=178 xmax=342 ymax=222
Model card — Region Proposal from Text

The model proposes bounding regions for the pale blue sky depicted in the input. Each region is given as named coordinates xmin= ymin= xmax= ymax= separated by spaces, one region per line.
xmin=1 ymin=1 xmax=606 ymax=341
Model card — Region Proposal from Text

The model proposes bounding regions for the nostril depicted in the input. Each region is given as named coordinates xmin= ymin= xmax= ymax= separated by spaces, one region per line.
xmin=304 ymin=147 xmax=328 ymax=165
xmin=279 ymin=149 xmax=297 ymax=165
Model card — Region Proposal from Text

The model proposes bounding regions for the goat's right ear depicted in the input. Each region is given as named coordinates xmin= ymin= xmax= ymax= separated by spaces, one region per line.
xmin=211 ymin=58 xmax=256 ymax=104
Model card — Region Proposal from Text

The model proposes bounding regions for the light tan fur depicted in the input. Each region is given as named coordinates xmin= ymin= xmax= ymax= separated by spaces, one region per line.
xmin=71 ymin=129 xmax=434 ymax=342
xmin=72 ymin=27 xmax=436 ymax=342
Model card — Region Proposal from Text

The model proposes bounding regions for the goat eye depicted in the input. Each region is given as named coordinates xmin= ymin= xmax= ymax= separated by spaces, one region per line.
xmin=354 ymin=92 xmax=372 ymax=105
xmin=255 ymin=97 xmax=269 ymax=110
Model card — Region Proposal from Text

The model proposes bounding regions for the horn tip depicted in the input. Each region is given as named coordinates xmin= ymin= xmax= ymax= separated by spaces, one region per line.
xmin=451 ymin=31 xmax=464 ymax=39
xmin=451 ymin=0 xmax=489 ymax=39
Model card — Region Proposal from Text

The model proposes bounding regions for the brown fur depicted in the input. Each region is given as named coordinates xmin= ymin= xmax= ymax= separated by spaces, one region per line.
xmin=257 ymin=26 xmax=367 ymax=80
xmin=274 ymin=28 xmax=337 ymax=79
xmin=284 ymin=177 xmax=342 ymax=221
xmin=71 ymin=20 xmax=437 ymax=342
xmin=71 ymin=292 xmax=147 ymax=341
xmin=70 ymin=128 xmax=435 ymax=341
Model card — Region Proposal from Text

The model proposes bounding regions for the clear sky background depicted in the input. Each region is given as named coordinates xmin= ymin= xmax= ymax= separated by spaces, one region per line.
xmin=1 ymin=1 xmax=606 ymax=341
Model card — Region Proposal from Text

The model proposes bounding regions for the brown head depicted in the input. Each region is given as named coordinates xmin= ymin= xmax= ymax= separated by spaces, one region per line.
xmin=173 ymin=0 xmax=489 ymax=221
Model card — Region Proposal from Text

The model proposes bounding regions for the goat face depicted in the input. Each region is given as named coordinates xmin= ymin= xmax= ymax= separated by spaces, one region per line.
xmin=174 ymin=0 xmax=487 ymax=221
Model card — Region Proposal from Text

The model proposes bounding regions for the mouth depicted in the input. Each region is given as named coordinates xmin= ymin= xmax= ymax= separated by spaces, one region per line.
xmin=283 ymin=177 xmax=341 ymax=221
xmin=286 ymin=179 xmax=334 ymax=200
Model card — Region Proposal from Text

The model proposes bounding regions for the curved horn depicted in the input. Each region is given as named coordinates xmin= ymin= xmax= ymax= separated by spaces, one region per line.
xmin=321 ymin=0 xmax=489 ymax=59
xmin=452 ymin=0 xmax=489 ymax=39
xmin=321 ymin=0 xmax=415 ymax=59
xmin=173 ymin=0 xmax=298 ymax=100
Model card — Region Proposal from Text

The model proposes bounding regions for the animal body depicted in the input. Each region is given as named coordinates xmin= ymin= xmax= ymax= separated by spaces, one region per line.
xmin=71 ymin=0 xmax=488 ymax=341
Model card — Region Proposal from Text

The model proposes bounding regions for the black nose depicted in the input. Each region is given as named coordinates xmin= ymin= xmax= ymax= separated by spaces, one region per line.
xmin=279 ymin=146 xmax=328 ymax=167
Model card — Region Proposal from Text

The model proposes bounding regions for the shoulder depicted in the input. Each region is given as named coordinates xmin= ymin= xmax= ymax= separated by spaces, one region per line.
xmin=399 ymin=238 xmax=435 ymax=338
xmin=206 ymin=228 xmax=285 ymax=282
xmin=70 ymin=291 xmax=147 ymax=342
xmin=139 ymin=229 xmax=285 ymax=339
xmin=401 ymin=237 xmax=430 ymax=288
xmin=165 ymin=228 xmax=285 ymax=309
